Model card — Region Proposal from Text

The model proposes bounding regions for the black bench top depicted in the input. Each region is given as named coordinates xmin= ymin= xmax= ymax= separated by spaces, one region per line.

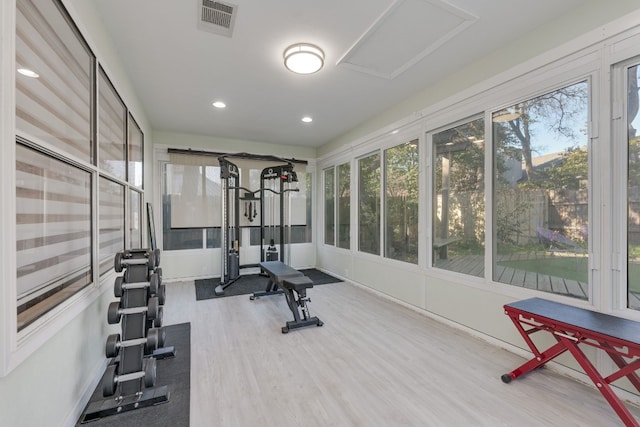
xmin=282 ymin=276 xmax=313 ymax=290
xmin=506 ymin=297 xmax=640 ymax=345
xmin=259 ymin=261 xmax=303 ymax=282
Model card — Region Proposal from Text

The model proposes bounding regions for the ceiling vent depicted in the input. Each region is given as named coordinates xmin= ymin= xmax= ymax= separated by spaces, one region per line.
xmin=198 ymin=0 xmax=238 ymax=37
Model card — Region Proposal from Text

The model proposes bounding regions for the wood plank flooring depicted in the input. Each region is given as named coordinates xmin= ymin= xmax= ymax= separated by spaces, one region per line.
xmin=163 ymin=279 xmax=640 ymax=426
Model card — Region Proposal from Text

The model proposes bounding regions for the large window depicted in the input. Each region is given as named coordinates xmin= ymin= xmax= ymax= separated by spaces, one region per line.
xmin=162 ymin=162 xmax=221 ymax=250
xmin=164 ymin=158 xmax=311 ymax=251
xmin=337 ymin=162 xmax=351 ymax=249
xmin=16 ymin=0 xmax=93 ymax=163
xmin=128 ymin=114 xmax=144 ymax=188
xmin=432 ymin=118 xmax=485 ymax=276
xmin=385 ymin=141 xmax=418 ymax=263
xmin=358 ymin=153 xmax=381 ymax=255
xmin=626 ymin=61 xmax=640 ymax=310
xmin=324 ymin=168 xmax=335 ymax=245
xmin=493 ymin=81 xmax=589 ymax=299
xmin=16 ymin=143 xmax=92 ymax=331
xmin=98 ymin=177 xmax=124 ymax=275
xmin=98 ymin=67 xmax=126 ymax=180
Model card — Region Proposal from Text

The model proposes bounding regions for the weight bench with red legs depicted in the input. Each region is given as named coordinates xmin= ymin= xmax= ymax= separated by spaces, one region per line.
xmin=502 ymin=297 xmax=640 ymax=427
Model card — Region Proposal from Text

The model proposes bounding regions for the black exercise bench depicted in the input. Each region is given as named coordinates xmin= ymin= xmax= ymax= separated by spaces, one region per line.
xmin=252 ymin=261 xmax=323 ymax=333
xmin=502 ymin=297 xmax=640 ymax=426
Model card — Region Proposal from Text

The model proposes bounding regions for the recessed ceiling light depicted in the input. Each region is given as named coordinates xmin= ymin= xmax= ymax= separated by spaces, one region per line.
xmin=17 ymin=68 xmax=39 ymax=78
xmin=301 ymin=116 xmax=313 ymax=123
xmin=284 ymin=43 xmax=325 ymax=75
xmin=212 ymin=101 xmax=226 ymax=109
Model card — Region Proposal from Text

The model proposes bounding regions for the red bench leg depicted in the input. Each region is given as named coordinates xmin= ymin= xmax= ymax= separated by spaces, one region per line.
xmin=557 ymin=335 xmax=640 ymax=427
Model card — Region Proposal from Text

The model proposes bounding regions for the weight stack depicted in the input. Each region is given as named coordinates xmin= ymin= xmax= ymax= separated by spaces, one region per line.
xmin=81 ymin=249 xmax=169 ymax=423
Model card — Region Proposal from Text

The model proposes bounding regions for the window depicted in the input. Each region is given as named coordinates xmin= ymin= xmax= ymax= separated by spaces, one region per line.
xmin=626 ymin=61 xmax=640 ymax=310
xmin=324 ymin=168 xmax=335 ymax=245
xmin=432 ymin=118 xmax=485 ymax=276
xmin=359 ymin=153 xmax=381 ymax=255
xmin=493 ymin=81 xmax=589 ymax=299
xmin=248 ymin=170 xmax=312 ymax=245
xmin=16 ymin=0 xmax=93 ymax=163
xmin=16 ymin=143 xmax=92 ymax=330
xmin=385 ymin=140 xmax=418 ymax=263
xmin=98 ymin=67 xmax=126 ymax=180
xmin=128 ymin=114 xmax=144 ymax=188
xmin=98 ymin=177 xmax=124 ymax=274
xmin=337 ymin=162 xmax=351 ymax=249
xmin=162 ymin=162 xmax=221 ymax=250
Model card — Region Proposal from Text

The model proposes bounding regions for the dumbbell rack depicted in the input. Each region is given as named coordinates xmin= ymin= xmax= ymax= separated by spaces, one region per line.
xmin=80 ymin=249 xmax=170 ymax=423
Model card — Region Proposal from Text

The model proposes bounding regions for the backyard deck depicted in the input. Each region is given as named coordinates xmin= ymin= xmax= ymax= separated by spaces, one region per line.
xmin=434 ymin=252 xmax=590 ymax=300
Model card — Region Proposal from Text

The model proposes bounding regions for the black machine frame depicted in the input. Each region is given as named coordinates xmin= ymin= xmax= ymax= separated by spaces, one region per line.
xmin=214 ymin=155 xmax=300 ymax=296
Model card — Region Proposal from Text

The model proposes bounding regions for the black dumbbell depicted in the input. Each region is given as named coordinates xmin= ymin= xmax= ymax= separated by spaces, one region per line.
xmin=153 ymin=267 xmax=163 ymax=282
xmin=102 ymin=357 xmax=157 ymax=397
xmin=107 ymin=297 xmax=160 ymax=324
xmin=156 ymin=284 xmax=166 ymax=305
xmin=114 ymin=250 xmax=156 ymax=273
xmin=113 ymin=273 xmax=160 ymax=298
xmin=148 ymin=306 xmax=164 ymax=329
xmin=105 ymin=327 xmax=165 ymax=358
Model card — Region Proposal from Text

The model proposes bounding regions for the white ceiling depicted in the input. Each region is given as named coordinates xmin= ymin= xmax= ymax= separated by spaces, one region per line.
xmin=91 ymin=0 xmax=586 ymax=148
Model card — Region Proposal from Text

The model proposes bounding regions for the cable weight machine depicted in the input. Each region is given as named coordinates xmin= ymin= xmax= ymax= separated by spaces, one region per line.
xmin=214 ymin=156 xmax=299 ymax=296
xmin=260 ymin=164 xmax=299 ymax=266
xmin=215 ymin=157 xmax=255 ymax=295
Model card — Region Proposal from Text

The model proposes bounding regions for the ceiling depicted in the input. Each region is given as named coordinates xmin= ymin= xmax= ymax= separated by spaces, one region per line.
xmin=91 ymin=0 xmax=586 ymax=148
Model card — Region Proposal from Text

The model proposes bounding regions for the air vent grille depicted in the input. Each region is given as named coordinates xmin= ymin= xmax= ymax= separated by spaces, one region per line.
xmin=198 ymin=0 xmax=237 ymax=37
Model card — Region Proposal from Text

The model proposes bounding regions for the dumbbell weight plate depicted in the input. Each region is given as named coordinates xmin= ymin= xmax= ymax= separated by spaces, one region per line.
xmin=147 ymin=297 xmax=159 ymax=320
xmin=153 ymin=267 xmax=163 ymax=284
xmin=149 ymin=273 xmax=159 ymax=295
xmin=146 ymin=328 xmax=159 ymax=353
xmin=157 ymin=284 xmax=166 ymax=306
xmin=107 ymin=301 xmax=121 ymax=324
xmin=105 ymin=333 xmax=120 ymax=358
xmin=147 ymin=250 xmax=156 ymax=271
xmin=102 ymin=364 xmax=118 ymax=397
xmin=157 ymin=326 xmax=166 ymax=348
xmin=113 ymin=276 xmax=124 ymax=298
xmin=114 ymin=251 xmax=125 ymax=273
xmin=152 ymin=306 xmax=163 ymax=328
xmin=143 ymin=357 xmax=157 ymax=388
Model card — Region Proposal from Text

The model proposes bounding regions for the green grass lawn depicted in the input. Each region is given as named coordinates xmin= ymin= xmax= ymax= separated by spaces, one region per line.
xmin=498 ymin=256 xmax=588 ymax=283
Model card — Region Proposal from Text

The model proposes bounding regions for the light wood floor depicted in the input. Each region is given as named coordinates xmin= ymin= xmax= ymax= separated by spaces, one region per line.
xmin=163 ymin=279 xmax=640 ymax=426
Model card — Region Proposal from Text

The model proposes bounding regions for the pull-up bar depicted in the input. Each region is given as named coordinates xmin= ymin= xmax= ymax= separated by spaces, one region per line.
xmin=167 ymin=148 xmax=308 ymax=165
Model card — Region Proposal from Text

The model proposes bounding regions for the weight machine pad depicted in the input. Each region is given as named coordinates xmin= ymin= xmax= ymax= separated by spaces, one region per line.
xmin=282 ymin=276 xmax=314 ymax=291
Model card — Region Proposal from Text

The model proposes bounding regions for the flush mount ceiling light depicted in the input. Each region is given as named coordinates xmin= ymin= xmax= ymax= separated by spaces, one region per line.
xmin=212 ymin=101 xmax=226 ymax=108
xmin=283 ymin=43 xmax=324 ymax=74
xmin=301 ymin=116 xmax=313 ymax=123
